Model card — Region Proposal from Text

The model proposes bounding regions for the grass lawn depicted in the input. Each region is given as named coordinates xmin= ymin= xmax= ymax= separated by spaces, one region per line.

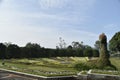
xmin=0 ymin=57 xmax=119 ymax=76
xmin=110 ymin=57 xmax=120 ymax=70
xmin=91 ymin=57 xmax=120 ymax=76
xmin=0 ymin=57 xmax=88 ymax=77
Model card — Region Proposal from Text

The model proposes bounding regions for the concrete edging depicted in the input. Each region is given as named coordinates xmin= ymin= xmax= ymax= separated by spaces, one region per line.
xmin=87 ymin=73 xmax=120 ymax=80
xmin=1 ymin=68 xmax=120 ymax=80
xmin=0 ymin=68 xmax=77 ymax=80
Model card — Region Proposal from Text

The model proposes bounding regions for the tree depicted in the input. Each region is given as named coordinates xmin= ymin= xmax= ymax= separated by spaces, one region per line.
xmin=109 ymin=31 xmax=120 ymax=52
xmin=83 ymin=47 xmax=93 ymax=58
xmin=92 ymin=49 xmax=99 ymax=57
xmin=25 ymin=42 xmax=41 ymax=49
xmin=57 ymin=37 xmax=66 ymax=49
xmin=66 ymin=45 xmax=73 ymax=56
xmin=0 ymin=43 xmax=7 ymax=59
xmin=6 ymin=44 xmax=21 ymax=58
xmin=72 ymin=41 xmax=84 ymax=49
xmin=98 ymin=33 xmax=111 ymax=67
xmin=94 ymin=40 xmax=100 ymax=50
xmin=76 ymin=48 xmax=83 ymax=57
xmin=25 ymin=42 xmax=41 ymax=58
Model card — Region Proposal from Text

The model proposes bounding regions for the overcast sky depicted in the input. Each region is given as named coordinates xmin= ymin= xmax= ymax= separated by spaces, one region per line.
xmin=0 ymin=0 xmax=120 ymax=48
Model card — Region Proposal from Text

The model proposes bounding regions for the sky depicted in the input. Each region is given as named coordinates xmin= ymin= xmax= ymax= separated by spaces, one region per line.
xmin=0 ymin=0 xmax=120 ymax=48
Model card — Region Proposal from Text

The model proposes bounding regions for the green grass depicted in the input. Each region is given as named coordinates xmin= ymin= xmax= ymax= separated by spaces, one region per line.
xmin=90 ymin=57 xmax=120 ymax=76
xmin=0 ymin=57 xmax=119 ymax=77
xmin=110 ymin=57 xmax=120 ymax=70
xmin=0 ymin=57 xmax=88 ymax=77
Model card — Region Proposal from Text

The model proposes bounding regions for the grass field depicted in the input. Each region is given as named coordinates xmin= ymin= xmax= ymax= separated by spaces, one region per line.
xmin=0 ymin=57 xmax=88 ymax=76
xmin=0 ymin=57 xmax=119 ymax=76
xmin=110 ymin=57 xmax=120 ymax=70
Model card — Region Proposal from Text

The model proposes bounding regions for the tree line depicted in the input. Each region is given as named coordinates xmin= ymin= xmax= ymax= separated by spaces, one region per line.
xmin=1 ymin=31 xmax=119 ymax=59
xmin=0 ymin=41 xmax=99 ymax=59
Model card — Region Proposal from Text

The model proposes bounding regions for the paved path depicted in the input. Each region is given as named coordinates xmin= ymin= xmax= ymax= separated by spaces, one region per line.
xmin=0 ymin=70 xmax=36 ymax=80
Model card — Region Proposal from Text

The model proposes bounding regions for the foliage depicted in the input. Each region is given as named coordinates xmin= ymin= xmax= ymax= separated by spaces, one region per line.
xmin=109 ymin=31 xmax=120 ymax=52
xmin=92 ymin=49 xmax=99 ymax=57
xmin=74 ymin=62 xmax=91 ymax=71
xmin=0 ymin=57 xmax=81 ymax=76
xmin=0 ymin=41 xmax=98 ymax=59
xmin=75 ymin=59 xmax=116 ymax=71
xmin=92 ymin=70 xmax=120 ymax=75
xmin=98 ymin=33 xmax=111 ymax=67
xmin=6 ymin=44 xmax=21 ymax=59
xmin=0 ymin=43 xmax=6 ymax=59
xmin=0 ymin=57 xmax=119 ymax=76
xmin=83 ymin=47 xmax=93 ymax=57
xmin=72 ymin=41 xmax=84 ymax=49
xmin=94 ymin=40 xmax=100 ymax=50
xmin=57 ymin=37 xmax=66 ymax=49
xmin=75 ymin=58 xmax=99 ymax=71
xmin=110 ymin=57 xmax=120 ymax=70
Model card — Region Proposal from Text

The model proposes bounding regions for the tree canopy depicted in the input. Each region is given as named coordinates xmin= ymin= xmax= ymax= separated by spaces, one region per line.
xmin=109 ymin=31 xmax=120 ymax=52
xmin=0 ymin=41 xmax=99 ymax=59
xmin=98 ymin=33 xmax=111 ymax=67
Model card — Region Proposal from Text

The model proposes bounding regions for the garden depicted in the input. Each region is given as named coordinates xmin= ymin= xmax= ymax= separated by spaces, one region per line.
xmin=0 ymin=57 xmax=120 ymax=77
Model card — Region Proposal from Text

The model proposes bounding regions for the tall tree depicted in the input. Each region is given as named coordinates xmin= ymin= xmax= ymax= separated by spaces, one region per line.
xmin=25 ymin=42 xmax=41 ymax=58
xmin=57 ymin=37 xmax=66 ymax=49
xmin=94 ymin=40 xmax=100 ymax=50
xmin=83 ymin=47 xmax=93 ymax=58
xmin=0 ymin=43 xmax=6 ymax=59
xmin=6 ymin=44 xmax=21 ymax=58
xmin=72 ymin=41 xmax=84 ymax=49
xmin=98 ymin=33 xmax=111 ymax=67
xmin=92 ymin=49 xmax=99 ymax=57
xmin=109 ymin=31 xmax=120 ymax=52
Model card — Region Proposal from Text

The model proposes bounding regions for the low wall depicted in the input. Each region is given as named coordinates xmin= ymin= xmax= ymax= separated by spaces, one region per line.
xmin=77 ymin=75 xmax=87 ymax=80
xmin=0 ymin=68 xmax=78 ymax=80
xmin=87 ymin=73 xmax=120 ymax=80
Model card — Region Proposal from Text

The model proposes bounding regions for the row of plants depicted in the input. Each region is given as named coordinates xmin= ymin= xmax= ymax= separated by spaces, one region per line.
xmin=75 ymin=62 xmax=117 ymax=71
xmin=0 ymin=57 xmax=120 ymax=76
xmin=91 ymin=69 xmax=120 ymax=75
xmin=0 ymin=63 xmax=78 ymax=77
xmin=0 ymin=58 xmax=79 ymax=77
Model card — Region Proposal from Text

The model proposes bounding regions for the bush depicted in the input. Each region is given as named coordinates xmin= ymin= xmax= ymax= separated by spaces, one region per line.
xmin=75 ymin=60 xmax=116 ymax=70
xmin=74 ymin=63 xmax=91 ymax=71
xmin=103 ymin=66 xmax=116 ymax=70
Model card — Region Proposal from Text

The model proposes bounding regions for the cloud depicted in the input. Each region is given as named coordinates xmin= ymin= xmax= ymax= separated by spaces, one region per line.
xmin=0 ymin=0 xmax=96 ymax=26
xmin=103 ymin=24 xmax=119 ymax=30
xmin=38 ymin=0 xmax=96 ymax=10
xmin=0 ymin=24 xmax=58 ymax=47
xmin=38 ymin=0 xmax=67 ymax=9
xmin=0 ymin=0 xmax=97 ymax=48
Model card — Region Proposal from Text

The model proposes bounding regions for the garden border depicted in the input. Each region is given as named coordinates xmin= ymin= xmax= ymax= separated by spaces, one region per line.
xmin=0 ymin=68 xmax=77 ymax=80
xmin=0 ymin=68 xmax=120 ymax=80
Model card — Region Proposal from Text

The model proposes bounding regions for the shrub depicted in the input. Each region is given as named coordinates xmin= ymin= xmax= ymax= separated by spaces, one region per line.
xmin=103 ymin=66 xmax=116 ymax=70
xmin=74 ymin=63 xmax=91 ymax=71
xmin=98 ymin=33 xmax=111 ymax=66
